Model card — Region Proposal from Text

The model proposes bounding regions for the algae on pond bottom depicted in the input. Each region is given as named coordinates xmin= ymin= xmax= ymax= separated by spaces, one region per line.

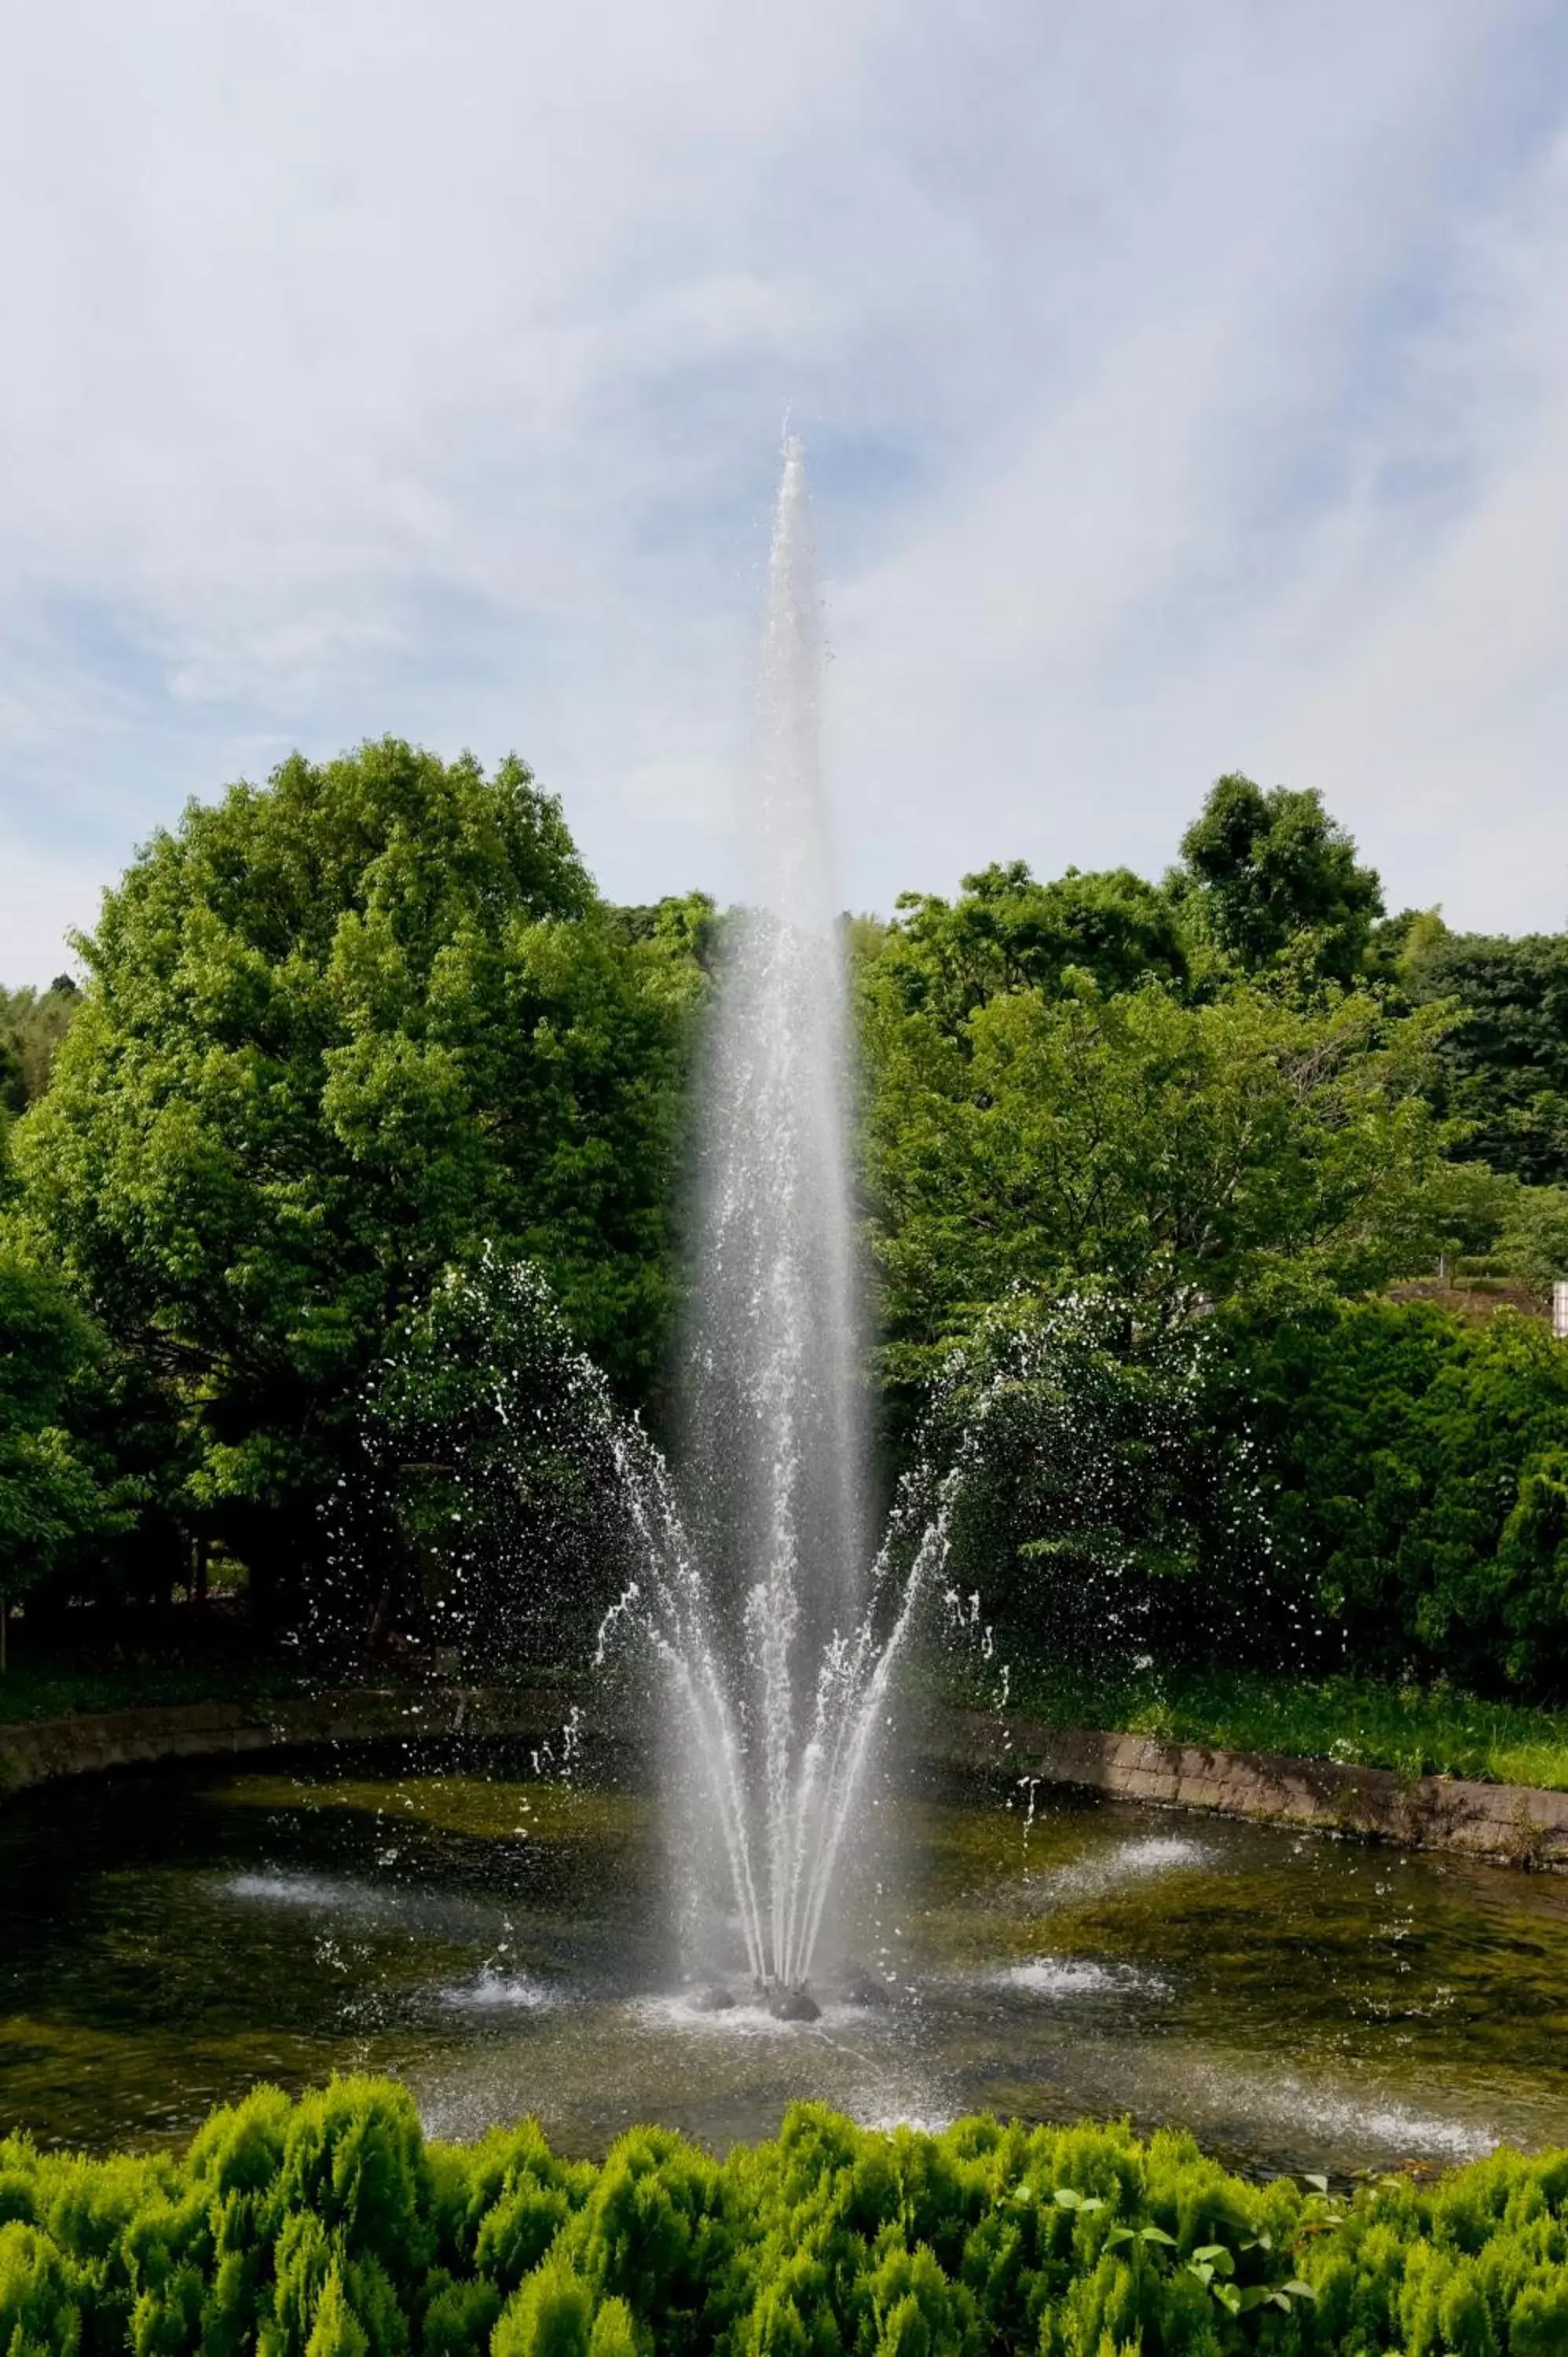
xmin=211 ymin=1769 xmax=647 ymax=1846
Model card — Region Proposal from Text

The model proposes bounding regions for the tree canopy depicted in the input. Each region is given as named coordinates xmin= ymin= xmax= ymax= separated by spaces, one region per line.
xmin=9 ymin=739 xmax=1568 ymax=1699
xmin=1401 ymin=925 xmax=1568 ymax=1186
xmin=0 ymin=978 xmax=80 ymax=1116
xmin=0 ymin=1248 xmax=129 ymax=1609
xmin=11 ymin=738 xmax=704 ymax=1602
xmin=355 ymin=1247 xmax=631 ymax=1662
xmin=861 ymin=961 xmax=1449 ymax=1391
xmin=1171 ymin=772 xmax=1385 ymax=983
xmin=875 ymin=861 xmax=1189 ymax=1029
xmin=1222 ymin=1296 xmax=1568 ymax=1691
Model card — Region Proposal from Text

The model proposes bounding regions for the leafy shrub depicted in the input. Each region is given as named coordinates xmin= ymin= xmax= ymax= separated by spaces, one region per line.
xmin=2 ymin=2080 xmax=1566 ymax=2356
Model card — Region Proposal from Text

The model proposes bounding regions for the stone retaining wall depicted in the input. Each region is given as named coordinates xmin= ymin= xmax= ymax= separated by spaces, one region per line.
xmin=938 ymin=1712 xmax=1568 ymax=1870
xmin=5 ymin=1689 xmax=1567 ymax=1870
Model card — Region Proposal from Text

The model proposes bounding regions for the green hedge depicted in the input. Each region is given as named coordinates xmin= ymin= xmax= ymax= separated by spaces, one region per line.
xmin=4 ymin=2081 xmax=1567 ymax=2355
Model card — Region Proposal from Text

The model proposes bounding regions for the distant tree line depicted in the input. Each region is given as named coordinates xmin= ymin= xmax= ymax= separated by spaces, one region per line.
xmin=4 ymin=742 xmax=1568 ymax=1696
xmin=0 ymin=976 xmax=79 ymax=1114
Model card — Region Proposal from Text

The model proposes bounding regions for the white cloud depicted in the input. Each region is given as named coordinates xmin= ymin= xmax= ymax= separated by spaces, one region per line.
xmin=0 ymin=841 xmax=99 ymax=986
xmin=2 ymin=0 xmax=1567 ymax=977
xmin=614 ymin=753 xmax=737 ymax=834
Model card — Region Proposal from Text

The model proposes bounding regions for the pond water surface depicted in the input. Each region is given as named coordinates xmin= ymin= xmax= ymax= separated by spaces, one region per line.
xmin=4 ymin=1739 xmax=1566 ymax=2176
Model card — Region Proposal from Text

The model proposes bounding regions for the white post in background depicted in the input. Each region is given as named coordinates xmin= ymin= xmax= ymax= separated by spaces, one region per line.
xmin=1553 ymin=1281 xmax=1568 ymax=1341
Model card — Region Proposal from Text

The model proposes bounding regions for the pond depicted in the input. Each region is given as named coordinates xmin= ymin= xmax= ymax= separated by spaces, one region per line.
xmin=4 ymin=1739 xmax=1566 ymax=2176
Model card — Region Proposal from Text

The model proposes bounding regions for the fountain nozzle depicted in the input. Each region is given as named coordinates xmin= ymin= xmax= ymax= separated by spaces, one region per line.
xmin=766 ymin=1983 xmax=822 ymax=2022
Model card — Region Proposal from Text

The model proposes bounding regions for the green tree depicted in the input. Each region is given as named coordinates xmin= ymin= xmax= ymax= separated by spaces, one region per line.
xmin=1222 ymin=1294 xmax=1568 ymax=1692
xmin=874 ymin=860 xmax=1189 ymax=1033
xmin=0 ymin=1249 xmax=129 ymax=1655
xmin=1495 ymin=1186 xmax=1568 ymax=1310
xmin=0 ymin=977 xmax=81 ymax=1112
xmin=928 ymin=1291 xmax=1265 ymax=1667
xmin=354 ymin=1250 xmax=629 ymax=1662
xmin=613 ymin=891 xmax=720 ymax=973
xmin=863 ymin=968 xmax=1449 ymax=1395
xmin=1171 ymin=773 xmax=1384 ymax=983
xmin=1401 ymin=925 xmax=1568 ymax=1185
xmin=12 ymin=739 xmax=703 ymax=1617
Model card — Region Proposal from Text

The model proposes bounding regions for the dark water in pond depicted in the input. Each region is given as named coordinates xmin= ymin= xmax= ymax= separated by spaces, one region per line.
xmin=4 ymin=1740 xmax=1567 ymax=2176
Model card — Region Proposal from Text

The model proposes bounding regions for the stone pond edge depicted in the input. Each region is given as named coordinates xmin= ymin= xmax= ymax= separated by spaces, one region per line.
xmin=936 ymin=1711 xmax=1568 ymax=1871
xmin=2 ymin=1686 xmax=1566 ymax=1869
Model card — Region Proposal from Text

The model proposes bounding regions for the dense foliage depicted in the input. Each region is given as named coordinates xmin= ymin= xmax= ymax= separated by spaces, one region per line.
xmin=845 ymin=780 xmax=1568 ymax=1703
xmin=353 ymin=1248 xmax=631 ymax=1662
xmin=7 ymin=741 xmax=703 ymax=1611
xmin=862 ymin=964 xmax=1447 ymax=1397
xmin=1218 ymin=1298 xmax=1568 ymax=1693
xmin=878 ymin=862 xmax=1191 ymax=1025
xmin=1401 ymin=927 xmax=1568 ymax=1186
xmin=0 ymin=1252 xmax=129 ymax=1615
xmin=1168 ymin=775 xmax=1383 ymax=986
xmin=7 ymin=751 xmax=1568 ymax=1703
xmin=925 ymin=1293 xmax=1267 ymax=1671
xmin=0 ymin=980 xmax=79 ymax=1116
xmin=4 ymin=2080 xmax=1567 ymax=2357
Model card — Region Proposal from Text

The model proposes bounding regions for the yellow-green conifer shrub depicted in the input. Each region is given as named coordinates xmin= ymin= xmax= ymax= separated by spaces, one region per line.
xmin=2 ymin=2081 xmax=1568 ymax=2356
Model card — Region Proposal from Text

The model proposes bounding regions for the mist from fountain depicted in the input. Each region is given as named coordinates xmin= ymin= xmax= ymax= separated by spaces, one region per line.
xmin=607 ymin=440 xmax=958 ymax=2004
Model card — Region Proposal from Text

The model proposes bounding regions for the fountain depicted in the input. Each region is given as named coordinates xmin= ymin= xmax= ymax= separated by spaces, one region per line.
xmin=8 ymin=448 xmax=1561 ymax=2178
xmin=604 ymin=440 xmax=954 ymax=2012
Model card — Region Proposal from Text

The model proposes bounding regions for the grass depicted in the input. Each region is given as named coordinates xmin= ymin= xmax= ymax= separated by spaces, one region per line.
xmin=0 ymin=1633 xmax=577 ymax=1729
xmin=0 ymin=1656 xmax=320 ymax=1728
xmin=936 ymin=1648 xmax=1568 ymax=1792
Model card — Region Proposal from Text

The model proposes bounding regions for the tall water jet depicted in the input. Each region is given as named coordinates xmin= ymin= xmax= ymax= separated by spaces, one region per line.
xmin=678 ymin=437 xmax=869 ymax=1995
xmin=601 ymin=439 xmax=956 ymax=2007
xmin=695 ymin=435 xmax=866 ymax=1629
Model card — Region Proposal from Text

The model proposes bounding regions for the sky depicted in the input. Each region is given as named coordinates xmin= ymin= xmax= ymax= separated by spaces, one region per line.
xmin=2 ymin=0 xmax=1567 ymax=983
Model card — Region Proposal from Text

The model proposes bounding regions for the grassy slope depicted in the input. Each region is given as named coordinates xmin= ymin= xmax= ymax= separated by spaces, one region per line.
xmin=938 ymin=1651 xmax=1568 ymax=1792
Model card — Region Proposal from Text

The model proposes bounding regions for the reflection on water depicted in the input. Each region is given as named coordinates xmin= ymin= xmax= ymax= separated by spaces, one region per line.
xmin=3 ymin=1739 xmax=1567 ymax=2174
